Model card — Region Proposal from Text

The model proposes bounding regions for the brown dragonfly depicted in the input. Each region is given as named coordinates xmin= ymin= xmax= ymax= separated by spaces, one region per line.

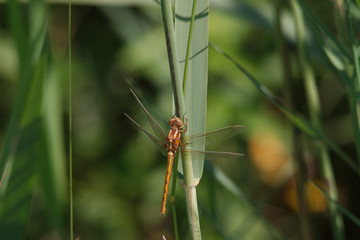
xmin=124 ymin=89 xmax=244 ymax=215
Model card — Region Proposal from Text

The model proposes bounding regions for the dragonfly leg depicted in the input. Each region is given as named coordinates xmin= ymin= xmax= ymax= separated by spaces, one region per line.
xmin=180 ymin=125 xmax=187 ymax=133
xmin=179 ymin=140 xmax=184 ymax=148
xmin=182 ymin=112 xmax=187 ymax=121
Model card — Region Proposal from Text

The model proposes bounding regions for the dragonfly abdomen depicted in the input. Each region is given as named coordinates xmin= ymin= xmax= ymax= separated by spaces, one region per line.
xmin=161 ymin=122 xmax=183 ymax=215
xmin=161 ymin=151 xmax=175 ymax=214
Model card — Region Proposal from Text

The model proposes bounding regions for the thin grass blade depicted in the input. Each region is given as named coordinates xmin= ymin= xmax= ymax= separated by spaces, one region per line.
xmin=296 ymin=0 xmax=352 ymax=64
xmin=211 ymin=42 xmax=359 ymax=174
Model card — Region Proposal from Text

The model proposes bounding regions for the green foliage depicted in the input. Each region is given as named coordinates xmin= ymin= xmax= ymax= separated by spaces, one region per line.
xmin=0 ymin=0 xmax=65 ymax=238
xmin=1 ymin=0 xmax=360 ymax=239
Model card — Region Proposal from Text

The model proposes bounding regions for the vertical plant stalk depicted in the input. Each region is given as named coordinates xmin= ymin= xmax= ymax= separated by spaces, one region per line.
xmin=68 ymin=1 xmax=74 ymax=240
xmin=292 ymin=1 xmax=345 ymax=240
xmin=161 ymin=0 xmax=206 ymax=239
xmin=184 ymin=186 xmax=201 ymax=240
xmin=161 ymin=0 xmax=198 ymax=239
xmin=160 ymin=0 xmax=186 ymax=116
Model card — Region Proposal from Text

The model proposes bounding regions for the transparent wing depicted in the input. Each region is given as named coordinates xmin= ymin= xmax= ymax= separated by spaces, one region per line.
xmin=182 ymin=125 xmax=245 ymax=147
xmin=130 ymin=88 xmax=167 ymax=143
xmin=124 ymin=113 xmax=167 ymax=156
xmin=180 ymin=149 xmax=244 ymax=161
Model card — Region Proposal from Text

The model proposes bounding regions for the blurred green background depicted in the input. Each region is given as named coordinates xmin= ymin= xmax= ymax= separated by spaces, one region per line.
xmin=0 ymin=0 xmax=360 ymax=239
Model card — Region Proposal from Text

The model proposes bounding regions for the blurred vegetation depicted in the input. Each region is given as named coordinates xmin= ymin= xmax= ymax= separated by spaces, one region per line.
xmin=0 ymin=0 xmax=360 ymax=239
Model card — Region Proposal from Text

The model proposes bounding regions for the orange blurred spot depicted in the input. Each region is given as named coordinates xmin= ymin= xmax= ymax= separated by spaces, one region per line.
xmin=284 ymin=179 xmax=328 ymax=213
xmin=248 ymin=130 xmax=290 ymax=185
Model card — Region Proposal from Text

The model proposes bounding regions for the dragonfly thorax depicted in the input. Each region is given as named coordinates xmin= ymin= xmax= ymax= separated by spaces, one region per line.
xmin=169 ymin=117 xmax=183 ymax=129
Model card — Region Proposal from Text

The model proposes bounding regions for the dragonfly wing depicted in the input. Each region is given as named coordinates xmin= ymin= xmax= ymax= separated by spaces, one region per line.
xmin=183 ymin=125 xmax=245 ymax=147
xmin=130 ymin=88 xmax=167 ymax=143
xmin=124 ymin=113 xmax=167 ymax=156
xmin=180 ymin=149 xmax=244 ymax=161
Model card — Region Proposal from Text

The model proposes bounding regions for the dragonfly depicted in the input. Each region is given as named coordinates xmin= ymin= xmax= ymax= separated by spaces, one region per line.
xmin=124 ymin=89 xmax=244 ymax=215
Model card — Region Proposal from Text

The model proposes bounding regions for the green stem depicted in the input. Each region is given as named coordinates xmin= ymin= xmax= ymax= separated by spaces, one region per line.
xmin=68 ymin=1 xmax=73 ymax=239
xmin=160 ymin=0 xmax=186 ymax=116
xmin=161 ymin=1 xmax=198 ymax=239
xmin=184 ymin=186 xmax=201 ymax=240
xmin=161 ymin=0 xmax=203 ymax=239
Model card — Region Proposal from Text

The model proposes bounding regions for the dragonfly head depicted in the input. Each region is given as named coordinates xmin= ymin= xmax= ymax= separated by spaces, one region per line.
xmin=169 ymin=117 xmax=183 ymax=129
